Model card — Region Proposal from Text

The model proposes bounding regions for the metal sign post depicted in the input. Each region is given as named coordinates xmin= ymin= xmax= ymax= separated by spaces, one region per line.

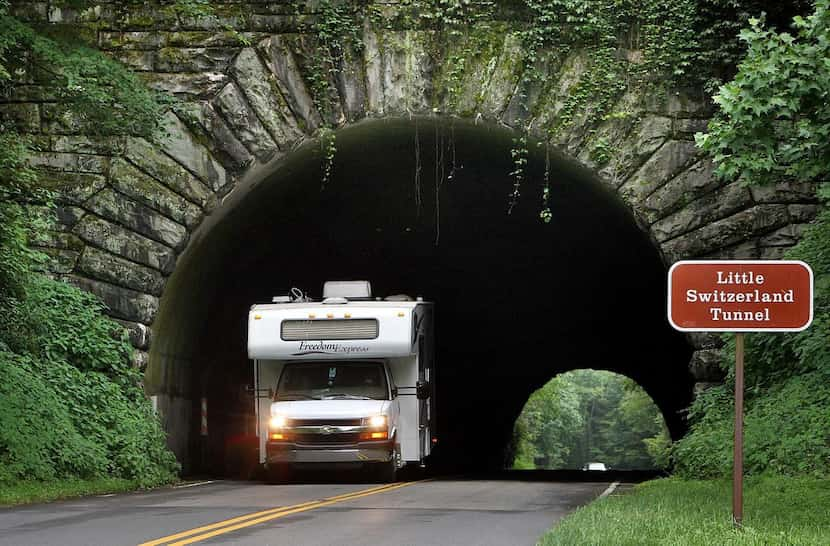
xmin=668 ymin=260 xmax=814 ymax=529
xmin=733 ymin=333 xmax=744 ymax=527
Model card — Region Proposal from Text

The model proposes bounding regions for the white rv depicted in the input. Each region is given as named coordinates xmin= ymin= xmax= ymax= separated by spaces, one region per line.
xmin=247 ymin=281 xmax=435 ymax=482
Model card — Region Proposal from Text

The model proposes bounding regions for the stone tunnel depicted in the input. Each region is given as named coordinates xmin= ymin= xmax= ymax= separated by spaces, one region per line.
xmin=4 ymin=2 xmax=820 ymax=472
xmin=152 ymin=117 xmax=694 ymax=472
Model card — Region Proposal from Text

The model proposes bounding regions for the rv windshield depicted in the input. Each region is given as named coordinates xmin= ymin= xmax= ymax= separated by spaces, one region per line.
xmin=276 ymin=362 xmax=389 ymax=401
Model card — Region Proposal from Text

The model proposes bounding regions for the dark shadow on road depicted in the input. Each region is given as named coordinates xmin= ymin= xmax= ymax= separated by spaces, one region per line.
xmin=443 ymin=469 xmax=666 ymax=483
xmin=242 ymin=467 xmax=663 ymax=485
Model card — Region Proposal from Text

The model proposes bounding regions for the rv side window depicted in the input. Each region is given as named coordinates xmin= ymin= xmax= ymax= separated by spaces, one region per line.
xmin=276 ymin=361 xmax=389 ymax=401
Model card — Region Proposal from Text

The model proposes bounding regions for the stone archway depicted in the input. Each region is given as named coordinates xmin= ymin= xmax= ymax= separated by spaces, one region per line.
xmin=10 ymin=13 xmax=818 ymax=466
xmin=145 ymin=115 xmax=695 ymax=471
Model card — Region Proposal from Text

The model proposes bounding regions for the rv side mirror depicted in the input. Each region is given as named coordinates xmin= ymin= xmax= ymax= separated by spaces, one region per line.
xmin=416 ymin=380 xmax=431 ymax=400
xmin=391 ymin=386 xmax=399 ymax=398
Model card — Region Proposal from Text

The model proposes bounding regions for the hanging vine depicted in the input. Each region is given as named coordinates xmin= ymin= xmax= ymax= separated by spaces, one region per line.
xmin=298 ymin=0 xmax=365 ymax=188
xmin=539 ymin=142 xmax=552 ymax=223
xmin=507 ymin=130 xmax=528 ymax=215
xmin=284 ymin=0 xmax=803 ymax=215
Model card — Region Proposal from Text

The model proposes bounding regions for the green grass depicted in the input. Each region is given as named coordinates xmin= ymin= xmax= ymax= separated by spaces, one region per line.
xmin=0 ymin=478 xmax=150 ymax=506
xmin=540 ymin=477 xmax=830 ymax=545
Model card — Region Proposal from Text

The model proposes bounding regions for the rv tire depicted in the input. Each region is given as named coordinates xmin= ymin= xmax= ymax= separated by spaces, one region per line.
xmin=374 ymin=458 xmax=397 ymax=483
xmin=266 ymin=464 xmax=292 ymax=484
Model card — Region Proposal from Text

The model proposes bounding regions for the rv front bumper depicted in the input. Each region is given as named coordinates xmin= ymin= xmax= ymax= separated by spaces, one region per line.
xmin=266 ymin=441 xmax=394 ymax=465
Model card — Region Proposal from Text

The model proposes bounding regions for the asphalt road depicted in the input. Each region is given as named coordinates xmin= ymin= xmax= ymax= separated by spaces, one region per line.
xmin=0 ymin=477 xmax=611 ymax=546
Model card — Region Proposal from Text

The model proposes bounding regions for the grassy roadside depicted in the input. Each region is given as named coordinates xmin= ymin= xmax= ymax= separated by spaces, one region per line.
xmin=0 ymin=478 xmax=164 ymax=506
xmin=539 ymin=477 xmax=830 ymax=545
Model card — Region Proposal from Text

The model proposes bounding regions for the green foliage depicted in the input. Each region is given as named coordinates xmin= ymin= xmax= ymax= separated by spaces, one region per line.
xmin=0 ymin=133 xmax=47 ymax=309
xmin=696 ymin=1 xmax=830 ymax=186
xmin=511 ymin=370 xmax=669 ymax=470
xmin=540 ymin=476 xmax=830 ymax=545
xmin=675 ymin=370 xmax=830 ymax=478
xmin=694 ymin=0 xmax=815 ymax=92
xmin=300 ymin=0 xmax=366 ymax=187
xmin=678 ymin=2 xmax=830 ymax=480
xmin=161 ymin=0 xmax=214 ymax=21
xmin=0 ymin=276 xmax=179 ymax=487
xmin=0 ymin=15 xmax=167 ymax=138
xmin=507 ymin=132 xmax=528 ymax=215
xmin=511 ymin=371 xmax=582 ymax=469
xmin=2 ymin=274 xmax=134 ymax=375
xmin=0 ymin=0 xmax=178 ymax=489
xmin=0 ymin=477 xmax=145 ymax=506
xmin=0 ymin=351 xmax=107 ymax=483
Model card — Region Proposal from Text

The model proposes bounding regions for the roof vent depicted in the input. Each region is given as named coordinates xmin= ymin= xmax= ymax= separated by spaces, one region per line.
xmin=272 ymin=296 xmax=291 ymax=303
xmin=323 ymin=280 xmax=372 ymax=299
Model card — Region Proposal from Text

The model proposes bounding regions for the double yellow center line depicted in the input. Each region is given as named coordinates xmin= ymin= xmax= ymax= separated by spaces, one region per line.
xmin=138 ymin=480 xmax=420 ymax=546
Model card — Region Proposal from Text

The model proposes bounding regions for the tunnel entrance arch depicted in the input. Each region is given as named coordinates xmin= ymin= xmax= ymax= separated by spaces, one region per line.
xmin=147 ymin=117 xmax=693 ymax=473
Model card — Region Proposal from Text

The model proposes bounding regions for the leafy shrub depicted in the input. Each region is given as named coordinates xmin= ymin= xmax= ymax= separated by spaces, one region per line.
xmin=675 ymin=207 xmax=828 ymax=478
xmin=675 ymin=1 xmax=830 ymax=479
xmin=0 ymin=276 xmax=180 ymax=487
xmin=0 ymin=352 xmax=107 ymax=483
xmin=3 ymin=275 xmax=134 ymax=375
xmin=0 ymin=206 xmax=178 ymax=487
xmin=674 ymin=370 xmax=830 ymax=478
xmin=0 ymin=0 xmax=180 ymax=489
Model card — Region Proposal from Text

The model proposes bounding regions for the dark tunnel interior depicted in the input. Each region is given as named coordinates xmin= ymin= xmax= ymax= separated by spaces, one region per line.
xmin=148 ymin=118 xmax=694 ymax=475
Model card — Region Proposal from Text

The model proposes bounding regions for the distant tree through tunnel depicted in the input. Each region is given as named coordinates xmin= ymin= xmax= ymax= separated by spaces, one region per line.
xmin=511 ymin=369 xmax=671 ymax=471
xmin=147 ymin=118 xmax=694 ymax=474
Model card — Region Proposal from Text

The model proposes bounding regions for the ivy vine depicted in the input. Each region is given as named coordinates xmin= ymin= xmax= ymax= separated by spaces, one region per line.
xmin=281 ymin=0 xmax=803 ymax=216
xmin=17 ymin=0 xmax=813 ymax=217
xmin=297 ymin=0 xmax=365 ymax=189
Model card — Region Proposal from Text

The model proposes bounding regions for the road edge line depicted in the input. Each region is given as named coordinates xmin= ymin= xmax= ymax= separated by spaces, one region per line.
xmin=598 ymin=481 xmax=620 ymax=500
xmin=173 ymin=481 xmax=215 ymax=489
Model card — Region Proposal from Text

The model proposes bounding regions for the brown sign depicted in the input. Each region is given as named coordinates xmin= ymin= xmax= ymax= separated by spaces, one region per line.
xmin=668 ymin=260 xmax=813 ymax=332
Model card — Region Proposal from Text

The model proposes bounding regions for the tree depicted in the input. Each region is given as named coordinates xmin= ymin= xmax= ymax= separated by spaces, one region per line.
xmin=512 ymin=374 xmax=583 ymax=469
xmin=511 ymin=370 xmax=668 ymax=470
xmin=696 ymin=1 xmax=830 ymax=189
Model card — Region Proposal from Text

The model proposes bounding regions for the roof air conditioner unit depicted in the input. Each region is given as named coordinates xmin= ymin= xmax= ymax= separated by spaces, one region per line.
xmin=323 ymin=280 xmax=372 ymax=299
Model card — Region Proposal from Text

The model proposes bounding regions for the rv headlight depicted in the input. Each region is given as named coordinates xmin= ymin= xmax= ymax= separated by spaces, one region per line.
xmin=269 ymin=415 xmax=287 ymax=429
xmin=367 ymin=415 xmax=387 ymax=429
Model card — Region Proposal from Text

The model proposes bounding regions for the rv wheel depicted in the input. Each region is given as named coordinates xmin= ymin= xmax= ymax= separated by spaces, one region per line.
xmin=266 ymin=464 xmax=292 ymax=484
xmin=374 ymin=458 xmax=397 ymax=483
xmin=375 ymin=445 xmax=400 ymax=483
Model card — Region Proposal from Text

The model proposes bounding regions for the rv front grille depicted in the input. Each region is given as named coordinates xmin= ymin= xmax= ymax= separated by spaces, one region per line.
xmin=281 ymin=319 xmax=379 ymax=341
xmin=289 ymin=418 xmax=362 ymax=427
xmin=293 ymin=432 xmax=362 ymax=445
